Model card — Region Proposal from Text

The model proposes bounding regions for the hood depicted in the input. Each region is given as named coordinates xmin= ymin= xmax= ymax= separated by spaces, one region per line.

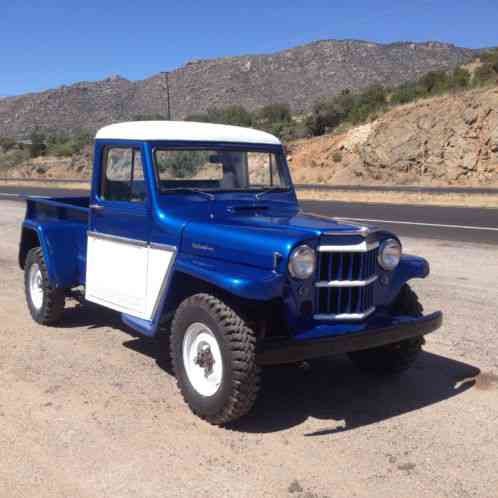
xmin=181 ymin=204 xmax=379 ymax=270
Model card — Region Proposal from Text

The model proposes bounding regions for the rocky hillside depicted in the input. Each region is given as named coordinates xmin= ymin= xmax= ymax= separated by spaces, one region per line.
xmin=4 ymin=86 xmax=498 ymax=187
xmin=0 ymin=40 xmax=477 ymax=137
xmin=288 ymin=86 xmax=498 ymax=186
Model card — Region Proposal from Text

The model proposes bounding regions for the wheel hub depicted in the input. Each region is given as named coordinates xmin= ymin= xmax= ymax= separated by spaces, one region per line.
xmin=182 ymin=323 xmax=223 ymax=397
xmin=29 ymin=263 xmax=44 ymax=310
xmin=194 ymin=343 xmax=215 ymax=376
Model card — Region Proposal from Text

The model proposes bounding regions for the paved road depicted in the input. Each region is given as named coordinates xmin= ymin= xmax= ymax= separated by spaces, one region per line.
xmin=302 ymin=200 xmax=498 ymax=245
xmin=1 ymin=185 xmax=497 ymax=245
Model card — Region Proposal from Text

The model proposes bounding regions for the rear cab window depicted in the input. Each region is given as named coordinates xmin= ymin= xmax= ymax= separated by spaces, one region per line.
xmin=101 ymin=147 xmax=146 ymax=203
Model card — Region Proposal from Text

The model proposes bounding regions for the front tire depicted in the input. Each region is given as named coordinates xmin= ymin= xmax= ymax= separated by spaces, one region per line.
xmin=348 ymin=284 xmax=424 ymax=374
xmin=170 ymin=293 xmax=260 ymax=425
xmin=24 ymin=247 xmax=65 ymax=325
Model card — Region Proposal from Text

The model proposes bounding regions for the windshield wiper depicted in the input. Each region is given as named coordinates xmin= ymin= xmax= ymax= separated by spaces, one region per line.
xmin=161 ymin=188 xmax=215 ymax=200
xmin=254 ymin=187 xmax=289 ymax=200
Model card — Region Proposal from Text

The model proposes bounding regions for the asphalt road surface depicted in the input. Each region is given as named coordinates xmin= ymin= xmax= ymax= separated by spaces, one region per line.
xmin=1 ymin=185 xmax=497 ymax=245
xmin=1 ymin=200 xmax=497 ymax=498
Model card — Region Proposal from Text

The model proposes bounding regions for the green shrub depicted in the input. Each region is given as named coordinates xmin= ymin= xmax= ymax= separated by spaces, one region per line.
xmin=156 ymin=150 xmax=209 ymax=178
xmin=184 ymin=113 xmax=211 ymax=122
xmin=45 ymin=129 xmax=92 ymax=157
xmin=332 ymin=151 xmax=342 ymax=163
xmin=473 ymin=63 xmax=497 ymax=85
xmin=305 ymin=98 xmax=344 ymax=136
xmin=419 ymin=70 xmax=451 ymax=94
xmin=133 ymin=113 xmax=167 ymax=121
xmin=29 ymin=129 xmax=46 ymax=158
xmin=450 ymin=67 xmax=471 ymax=89
xmin=209 ymin=106 xmax=254 ymax=127
xmin=257 ymin=103 xmax=292 ymax=125
xmin=480 ymin=48 xmax=498 ymax=67
xmin=185 ymin=105 xmax=254 ymax=127
xmin=49 ymin=142 xmax=77 ymax=157
xmin=390 ymin=82 xmax=421 ymax=104
xmin=0 ymin=137 xmax=17 ymax=152
xmin=0 ymin=148 xmax=30 ymax=170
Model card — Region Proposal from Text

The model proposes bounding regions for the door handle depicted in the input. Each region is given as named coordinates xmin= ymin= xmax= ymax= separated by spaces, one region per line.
xmin=89 ymin=204 xmax=104 ymax=211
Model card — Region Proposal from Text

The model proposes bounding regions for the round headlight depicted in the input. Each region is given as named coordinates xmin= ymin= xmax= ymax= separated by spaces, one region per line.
xmin=288 ymin=245 xmax=316 ymax=280
xmin=378 ymin=238 xmax=401 ymax=271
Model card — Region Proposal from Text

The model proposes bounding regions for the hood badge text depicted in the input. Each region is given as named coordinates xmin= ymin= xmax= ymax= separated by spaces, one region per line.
xmin=192 ymin=243 xmax=215 ymax=252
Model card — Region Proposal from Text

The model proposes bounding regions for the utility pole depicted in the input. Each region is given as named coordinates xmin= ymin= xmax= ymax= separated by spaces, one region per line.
xmin=160 ymin=71 xmax=172 ymax=120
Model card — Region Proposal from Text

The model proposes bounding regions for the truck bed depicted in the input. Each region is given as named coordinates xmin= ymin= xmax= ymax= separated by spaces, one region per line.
xmin=21 ymin=196 xmax=90 ymax=289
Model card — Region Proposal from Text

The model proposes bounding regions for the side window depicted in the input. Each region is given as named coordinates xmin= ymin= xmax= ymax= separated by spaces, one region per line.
xmin=101 ymin=147 xmax=146 ymax=202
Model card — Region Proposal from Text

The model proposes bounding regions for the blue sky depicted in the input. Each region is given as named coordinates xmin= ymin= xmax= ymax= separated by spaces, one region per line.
xmin=1 ymin=0 xmax=497 ymax=96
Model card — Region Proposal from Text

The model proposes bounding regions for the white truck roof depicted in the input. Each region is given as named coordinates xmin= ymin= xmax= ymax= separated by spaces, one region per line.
xmin=95 ymin=121 xmax=281 ymax=145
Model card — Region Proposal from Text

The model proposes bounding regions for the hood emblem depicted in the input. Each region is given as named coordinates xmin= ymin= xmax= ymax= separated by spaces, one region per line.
xmin=192 ymin=243 xmax=214 ymax=252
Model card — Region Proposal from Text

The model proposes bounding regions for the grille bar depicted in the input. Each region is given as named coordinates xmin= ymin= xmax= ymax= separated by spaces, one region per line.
xmin=314 ymin=306 xmax=375 ymax=322
xmin=314 ymin=243 xmax=378 ymax=321
xmin=315 ymin=275 xmax=378 ymax=288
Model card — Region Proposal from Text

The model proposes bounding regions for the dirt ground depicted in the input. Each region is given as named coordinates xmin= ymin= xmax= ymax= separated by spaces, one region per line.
xmin=1 ymin=200 xmax=497 ymax=498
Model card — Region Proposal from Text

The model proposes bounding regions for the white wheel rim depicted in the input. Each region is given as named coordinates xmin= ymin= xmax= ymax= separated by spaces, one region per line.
xmin=29 ymin=263 xmax=44 ymax=310
xmin=182 ymin=322 xmax=223 ymax=397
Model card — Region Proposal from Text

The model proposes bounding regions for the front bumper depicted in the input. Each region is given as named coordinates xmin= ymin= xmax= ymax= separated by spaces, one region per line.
xmin=257 ymin=311 xmax=442 ymax=365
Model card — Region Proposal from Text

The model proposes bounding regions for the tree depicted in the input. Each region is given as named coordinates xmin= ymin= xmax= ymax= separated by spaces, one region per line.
xmin=450 ymin=67 xmax=471 ymax=89
xmin=390 ymin=82 xmax=420 ymax=104
xmin=133 ymin=113 xmax=168 ymax=121
xmin=156 ymin=150 xmax=209 ymax=178
xmin=207 ymin=106 xmax=254 ymax=127
xmin=0 ymin=136 xmax=17 ymax=152
xmin=257 ymin=103 xmax=292 ymax=124
xmin=474 ymin=64 xmax=496 ymax=85
xmin=28 ymin=129 xmax=46 ymax=158
xmin=419 ymin=70 xmax=449 ymax=94
xmin=357 ymin=84 xmax=387 ymax=108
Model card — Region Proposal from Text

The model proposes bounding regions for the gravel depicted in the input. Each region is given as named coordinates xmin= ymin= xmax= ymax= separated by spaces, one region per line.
xmin=0 ymin=201 xmax=497 ymax=498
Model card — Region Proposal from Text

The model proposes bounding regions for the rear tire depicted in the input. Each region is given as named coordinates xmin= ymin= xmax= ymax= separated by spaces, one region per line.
xmin=170 ymin=293 xmax=260 ymax=425
xmin=348 ymin=284 xmax=424 ymax=374
xmin=24 ymin=247 xmax=65 ymax=325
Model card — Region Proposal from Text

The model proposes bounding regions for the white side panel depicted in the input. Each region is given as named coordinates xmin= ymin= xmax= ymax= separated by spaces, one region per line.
xmin=85 ymin=234 xmax=176 ymax=321
xmin=85 ymin=234 xmax=148 ymax=318
xmin=144 ymin=245 xmax=175 ymax=320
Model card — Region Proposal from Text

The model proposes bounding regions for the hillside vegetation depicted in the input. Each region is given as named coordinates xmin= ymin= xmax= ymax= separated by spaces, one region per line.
xmin=1 ymin=50 xmax=497 ymax=187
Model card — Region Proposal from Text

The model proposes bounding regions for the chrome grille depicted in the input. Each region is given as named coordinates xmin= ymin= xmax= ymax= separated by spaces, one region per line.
xmin=314 ymin=242 xmax=378 ymax=320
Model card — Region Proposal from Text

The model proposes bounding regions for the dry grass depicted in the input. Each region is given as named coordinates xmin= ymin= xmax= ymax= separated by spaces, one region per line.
xmin=0 ymin=179 xmax=89 ymax=190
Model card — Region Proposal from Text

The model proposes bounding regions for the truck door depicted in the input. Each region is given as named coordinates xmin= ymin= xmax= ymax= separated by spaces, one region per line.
xmin=86 ymin=144 xmax=150 ymax=318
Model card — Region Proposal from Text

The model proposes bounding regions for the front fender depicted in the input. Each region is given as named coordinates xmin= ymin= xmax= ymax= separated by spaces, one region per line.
xmin=376 ymin=254 xmax=430 ymax=307
xmin=175 ymin=253 xmax=284 ymax=301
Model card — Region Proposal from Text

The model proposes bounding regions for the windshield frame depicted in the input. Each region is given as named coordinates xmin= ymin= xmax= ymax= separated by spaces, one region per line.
xmin=149 ymin=141 xmax=293 ymax=196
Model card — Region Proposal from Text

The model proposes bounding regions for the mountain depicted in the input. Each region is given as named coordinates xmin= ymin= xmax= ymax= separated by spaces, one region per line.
xmin=5 ymin=87 xmax=498 ymax=187
xmin=0 ymin=40 xmax=478 ymax=137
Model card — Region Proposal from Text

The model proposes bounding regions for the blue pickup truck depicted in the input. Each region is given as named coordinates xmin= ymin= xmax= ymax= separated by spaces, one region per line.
xmin=20 ymin=121 xmax=442 ymax=425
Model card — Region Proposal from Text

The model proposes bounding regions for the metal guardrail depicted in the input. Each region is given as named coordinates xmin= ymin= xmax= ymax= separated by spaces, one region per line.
xmin=1 ymin=178 xmax=497 ymax=195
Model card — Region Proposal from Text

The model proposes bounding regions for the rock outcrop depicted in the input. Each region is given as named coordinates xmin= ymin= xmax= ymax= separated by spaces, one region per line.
xmin=288 ymin=87 xmax=498 ymax=186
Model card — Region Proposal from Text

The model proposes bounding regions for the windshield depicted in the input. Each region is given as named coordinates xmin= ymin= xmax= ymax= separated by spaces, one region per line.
xmin=154 ymin=147 xmax=291 ymax=194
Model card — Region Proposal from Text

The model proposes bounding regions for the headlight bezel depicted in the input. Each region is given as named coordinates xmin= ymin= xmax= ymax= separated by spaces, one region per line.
xmin=378 ymin=238 xmax=402 ymax=271
xmin=288 ymin=244 xmax=316 ymax=280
